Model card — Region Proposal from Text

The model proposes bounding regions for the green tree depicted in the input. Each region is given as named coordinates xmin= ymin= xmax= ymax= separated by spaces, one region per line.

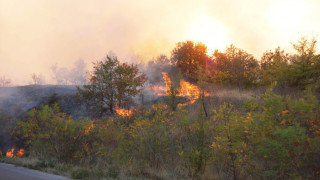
xmin=260 ymin=47 xmax=290 ymax=87
xmin=77 ymin=56 xmax=147 ymax=117
xmin=287 ymin=37 xmax=319 ymax=88
xmin=212 ymin=45 xmax=259 ymax=88
xmin=171 ymin=41 xmax=209 ymax=78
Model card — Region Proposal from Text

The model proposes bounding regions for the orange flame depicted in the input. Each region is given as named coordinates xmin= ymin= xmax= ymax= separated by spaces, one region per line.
xmin=115 ymin=105 xmax=133 ymax=117
xmin=84 ymin=122 xmax=94 ymax=135
xmin=148 ymin=84 xmax=167 ymax=96
xmin=6 ymin=148 xmax=15 ymax=157
xmin=16 ymin=149 xmax=24 ymax=157
xmin=5 ymin=148 xmax=24 ymax=158
xmin=151 ymin=72 xmax=210 ymax=105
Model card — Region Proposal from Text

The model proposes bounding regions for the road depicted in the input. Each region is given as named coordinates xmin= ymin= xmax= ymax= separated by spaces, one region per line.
xmin=0 ymin=163 xmax=70 ymax=180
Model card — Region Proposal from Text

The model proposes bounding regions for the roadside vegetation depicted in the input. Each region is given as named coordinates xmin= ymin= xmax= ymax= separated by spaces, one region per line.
xmin=1 ymin=37 xmax=320 ymax=179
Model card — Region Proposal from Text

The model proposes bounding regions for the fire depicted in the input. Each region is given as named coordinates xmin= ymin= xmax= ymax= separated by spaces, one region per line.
xmin=148 ymin=85 xmax=167 ymax=96
xmin=16 ymin=149 xmax=24 ymax=157
xmin=115 ymin=105 xmax=133 ymax=117
xmin=151 ymin=72 xmax=210 ymax=105
xmin=5 ymin=148 xmax=24 ymax=158
xmin=84 ymin=121 xmax=94 ymax=135
xmin=162 ymin=72 xmax=172 ymax=91
xmin=6 ymin=148 xmax=14 ymax=157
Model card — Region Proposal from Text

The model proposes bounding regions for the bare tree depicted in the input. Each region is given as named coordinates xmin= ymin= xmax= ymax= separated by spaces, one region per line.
xmin=0 ymin=76 xmax=11 ymax=87
xmin=51 ymin=59 xmax=88 ymax=85
xmin=31 ymin=73 xmax=45 ymax=85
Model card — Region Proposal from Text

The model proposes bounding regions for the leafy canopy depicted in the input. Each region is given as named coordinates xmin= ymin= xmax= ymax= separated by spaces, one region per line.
xmin=77 ymin=56 xmax=147 ymax=117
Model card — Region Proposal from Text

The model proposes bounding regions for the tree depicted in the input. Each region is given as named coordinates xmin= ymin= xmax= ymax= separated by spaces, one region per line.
xmin=287 ymin=37 xmax=319 ymax=88
xmin=31 ymin=73 xmax=44 ymax=85
xmin=146 ymin=54 xmax=172 ymax=85
xmin=212 ymin=45 xmax=259 ymax=88
xmin=69 ymin=59 xmax=88 ymax=85
xmin=51 ymin=59 xmax=88 ymax=85
xmin=260 ymin=47 xmax=290 ymax=87
xmin=77 ymin=56 xmax=147 ymax=117
xmin=0 ymin=76 xmax=11 ymax=87
xmin=171 ymin=41 xmax=209 ymax=78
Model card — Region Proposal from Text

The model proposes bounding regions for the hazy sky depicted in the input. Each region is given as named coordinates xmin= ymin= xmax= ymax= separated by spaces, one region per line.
xmin=1 ymin=0 xmax=320 ymax=85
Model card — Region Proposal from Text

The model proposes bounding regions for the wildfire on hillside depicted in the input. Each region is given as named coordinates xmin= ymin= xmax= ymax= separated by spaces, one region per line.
xmin=115 ymin=105 xmax=133 ymax=117
xmin=5 ymin=148 xmax=24 ymax=158
xmin=149 ymin=72 xmax=210 ymax=105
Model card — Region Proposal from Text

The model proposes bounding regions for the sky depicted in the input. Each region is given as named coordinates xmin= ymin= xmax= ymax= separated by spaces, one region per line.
xmin=1 ymin=0 xmax=320 ymax=85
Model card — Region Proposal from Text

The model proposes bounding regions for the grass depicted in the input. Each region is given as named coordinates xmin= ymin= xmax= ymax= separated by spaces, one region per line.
xmin=0 ymin=156 xmax=168 ymax=179
xmin=0 ymin=156 xmax=71 ymax=178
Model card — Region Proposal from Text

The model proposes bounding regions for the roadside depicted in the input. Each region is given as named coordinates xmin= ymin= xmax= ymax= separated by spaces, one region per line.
xmin=0 ymin=157 xmax=74 ymax=179
xmin=0 ymin=162 xmax=70 ymax=180
xmin=0 ymin=156 xmax=146 ymax=179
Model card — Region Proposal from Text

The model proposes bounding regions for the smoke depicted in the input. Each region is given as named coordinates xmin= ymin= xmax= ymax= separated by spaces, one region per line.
xmin=51 ymin=59 xmax=88 ymax=85
xmin=0 ymin=76 xmax=11 ymax=87
xmin=1 ymin=0 xmax=320 ymax=85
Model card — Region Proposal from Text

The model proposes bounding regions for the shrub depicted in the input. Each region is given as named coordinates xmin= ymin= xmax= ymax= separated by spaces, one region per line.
xmin=71 ymin=168 xmax=90 ymax=179
xmin=107 ymin=165 xmax=120 ymax=178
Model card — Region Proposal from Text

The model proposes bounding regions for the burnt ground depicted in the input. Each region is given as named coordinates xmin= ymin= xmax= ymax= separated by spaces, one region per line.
xmin=0 ymin=85 xmax=81 ymax=118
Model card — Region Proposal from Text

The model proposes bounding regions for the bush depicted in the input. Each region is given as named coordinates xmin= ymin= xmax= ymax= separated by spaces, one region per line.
xmin=107 ymin=166 xmax=120 ymax=178
xmin=71 ymin=168 xmax=90 ymax=179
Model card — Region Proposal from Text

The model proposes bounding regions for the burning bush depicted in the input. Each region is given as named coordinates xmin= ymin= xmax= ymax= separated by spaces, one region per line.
xmin=150 ymin=72 xmax=209 ymax=105
xmin=3 ymin=148 xmax=24 ymax=158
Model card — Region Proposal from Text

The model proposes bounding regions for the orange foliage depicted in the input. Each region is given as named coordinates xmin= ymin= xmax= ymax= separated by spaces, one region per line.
xmin=115 ymin=105 xmax=133 ymax=117
xmin=151 ymin=72 xmax=210 ymax=105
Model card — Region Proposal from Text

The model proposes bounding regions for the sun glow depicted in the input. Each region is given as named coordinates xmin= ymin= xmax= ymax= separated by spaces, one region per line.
xmin=186 ymin=14 xmax=230 ymax=54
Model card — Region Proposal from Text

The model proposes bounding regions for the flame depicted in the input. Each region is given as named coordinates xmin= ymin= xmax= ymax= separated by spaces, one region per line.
xmin=115 ymin=105 xmax=133 ymax=117
xmin=148 ymin=84 xmax=167 ymax=96
xmin=5 ymin=148 xmax=24 ymax=158
xmin=6 ymin=148 xmax=15 ymax=157
xmin=16 ymin=149 xmax=24 ymax=157
xmin=84 ymin=121 xmax=94 ymax=135
xmin=162 ymin=72 xmax=172 ymax=91
xmin=0 ymin=151 xmax=2 ymax=156
xmin=151 ymin=72 xmax=210 ymax=105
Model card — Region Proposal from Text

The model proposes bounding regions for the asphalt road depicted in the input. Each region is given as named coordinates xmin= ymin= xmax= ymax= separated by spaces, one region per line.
xmin=0 ymin=163 xmax=70 ymax=180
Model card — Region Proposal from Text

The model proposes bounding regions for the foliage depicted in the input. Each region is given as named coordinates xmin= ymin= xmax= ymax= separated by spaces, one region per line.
xmin=259 ymin=37 xmax=320 ymax=90
xmin=118 ymin=104 xmax=176 ymax=170
xmin=260 ymin=47 xmax=290 ymax=86
xmin=211 ymin=103 xmax=253 ymax=179
xmin=12 ymin=105 xmax=93 ymax=162
xmin=212 ymin=45 xmax=259 ymax=87
xmin=6 ymin=38 xmax=320 ymax=179
xmin=77 ymin=56 xmax=147 ymax=117
xmin=106 ymin=165 xmax=120 ymax=178
xmin=71 ymin=168 xmax=90 ymax=179
xmin=171 ymin=41 xmax=209 ymax=78
xmin=8 ymin=86 xmax=320 ymax=179
xmin=287 ymin=37 xmax=320 ymax=88
xmin=164 ymin=72 xmax=181 ymax=111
